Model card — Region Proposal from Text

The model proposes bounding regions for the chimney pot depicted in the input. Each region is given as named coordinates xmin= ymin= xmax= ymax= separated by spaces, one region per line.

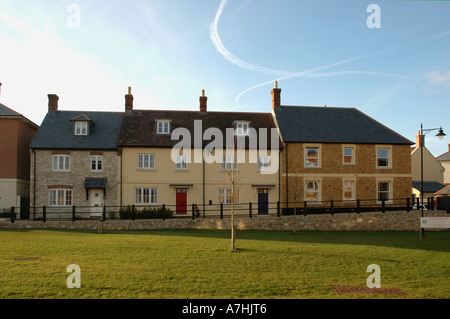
xmin=199 ymin=90 xmax=207 ymax=113
xmin=271 ymin=83 xmax=281 ymax=109
xmin=125 ymin=87 xmax=133 ymax=112
xmin=48 ymin=94 xmax=59 ymax=112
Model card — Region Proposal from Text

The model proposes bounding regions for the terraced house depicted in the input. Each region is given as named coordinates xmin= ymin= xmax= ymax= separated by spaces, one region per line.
xmin=29 ymin=94 xmax=123 ymax=218
xmin=271 ymin=83 xmax=413 ymax=212
xmin=118 ymin=90 xmax=281 ymax=216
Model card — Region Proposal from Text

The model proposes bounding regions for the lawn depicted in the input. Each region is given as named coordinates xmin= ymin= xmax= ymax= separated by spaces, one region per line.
xmin=0 ymin=229 xmax=448 ymax=299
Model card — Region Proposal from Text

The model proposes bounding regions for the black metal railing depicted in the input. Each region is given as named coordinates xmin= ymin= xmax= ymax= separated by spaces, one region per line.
xmin=2 ymin=196 xmax=443 ymax=223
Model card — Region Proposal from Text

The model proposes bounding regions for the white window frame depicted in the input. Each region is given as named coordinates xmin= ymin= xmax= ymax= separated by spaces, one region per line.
xmin=218 ymin=188 xmax=240 ymax=205
xmin=305 ymin=181 xmax=320 ymax=203
xmin=52 ymin=155 xmax=70 ymax=171
xmin=49 ymin=189 xmax=72 ymax=206
xmin=74 ymin=122 xmax=88 ymax=136
xmin=305 ymin=147 xmax=320 ymax=168
xmin=343 ymin=146 xmax=355 ymax=165
xmin=377 ymin=181 xmax=392 ymax=203
xmin=234 ymin=121 xmax=250 ymax=136
xmin=343 ymin=180 xmax=355 ymax=201
xmin=376 ymin=147 xmax=391 ymax=169
xmin=138 ymin=154 xmax=155 ymax=170
xmin=257 ymin=155 xmax=270 ymax=171
xmin=176 ymin=154 xmax=187 ymax=170
xmin=221 ymin=155 xmax=238 ymax=171
xmin=91 ymin=156 xmax=103 ymax=171
xmin=135 ymin=187 xmax=158 ymax=205
xmin=156 ymin=120 xmax=171 ymax=134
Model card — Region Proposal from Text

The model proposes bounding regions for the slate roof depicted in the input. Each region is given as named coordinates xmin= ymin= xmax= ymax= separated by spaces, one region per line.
xmin=30 ymin=111 xmax=123 ymax=150
xmin=118 ymin=110 xmax=281 ymax=149
xmin=0 ymin=103 xmax=21 ymax=116
xmin=412 ymin=181 xmax=446 ymax=193
xmin=436 ymin=150 xmax=450 ymax=161
xmin=273 ymin=106 xmax=413 ymax=145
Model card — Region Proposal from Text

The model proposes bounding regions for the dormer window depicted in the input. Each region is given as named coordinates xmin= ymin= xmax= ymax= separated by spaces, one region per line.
xmin=156 ymin=120 xmax=171 ymax=134
xmin=234 ymin=121 xmax=250 ymax=136
xmin=75 ymin=122 xmax=88 ymax=136
xmin=71 ymin=114 xmax=94 ymax=136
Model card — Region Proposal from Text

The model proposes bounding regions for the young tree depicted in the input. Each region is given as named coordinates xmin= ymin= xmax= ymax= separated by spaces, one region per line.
xmin=289 ymin=175 xmax=303 ymax=234
xmin=224 ymin=153 xmax=242 ymax=251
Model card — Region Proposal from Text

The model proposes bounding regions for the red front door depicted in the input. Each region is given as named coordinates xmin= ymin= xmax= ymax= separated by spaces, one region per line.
xmin=176 ymin=188 xmax=187 ymax=214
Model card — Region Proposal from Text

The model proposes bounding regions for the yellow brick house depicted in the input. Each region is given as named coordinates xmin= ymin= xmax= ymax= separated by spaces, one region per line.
xmin=117 ymin=90 xmax=281 ymax=216
xmin=271 ymin=83 xmax=413 ymax=213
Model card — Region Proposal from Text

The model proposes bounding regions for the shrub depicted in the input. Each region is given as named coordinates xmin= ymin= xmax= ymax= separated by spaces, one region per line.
xmin=119 ymin=206 xmax=173 ymax=220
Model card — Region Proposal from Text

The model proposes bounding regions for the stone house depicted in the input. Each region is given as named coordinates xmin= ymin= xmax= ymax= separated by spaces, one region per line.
xmin=271 ymin=83 xmax=413 ymax=212
xmin=29 ymin=94 xmax=123 ymax=219
xmin=117 ymin=90 xmax=281 ymax=216
xmin=0 ymin=97 xmax=39 ymax=216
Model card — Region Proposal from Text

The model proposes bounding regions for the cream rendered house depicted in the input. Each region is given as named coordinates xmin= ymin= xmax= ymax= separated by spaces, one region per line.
xmin=411 ymin=132 xmax=445 ymax=200
xmin=117 ymin=91 xmax=281 ymax=216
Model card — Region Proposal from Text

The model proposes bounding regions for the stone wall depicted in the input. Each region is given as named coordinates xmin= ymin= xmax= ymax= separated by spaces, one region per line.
xmin=2 ymin=210 xmax=448 ymax=232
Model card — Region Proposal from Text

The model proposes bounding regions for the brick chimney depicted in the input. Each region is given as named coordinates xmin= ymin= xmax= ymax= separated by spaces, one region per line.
xmin=48 ymin=94 xmax=59 ymax=111
xmin=271 ymin=81 xmax=281 ymax=109
xmin=416 ymin=130 xmax=424 ymax=147
xmin=125 ymin=86 xmax=133 ymax=112
xmin=199 ymin=89 xmax=207 ymax=113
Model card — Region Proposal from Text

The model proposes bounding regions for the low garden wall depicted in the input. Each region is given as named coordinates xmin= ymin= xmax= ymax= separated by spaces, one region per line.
xmin=1 ymin=210 xmax=449 ymax=232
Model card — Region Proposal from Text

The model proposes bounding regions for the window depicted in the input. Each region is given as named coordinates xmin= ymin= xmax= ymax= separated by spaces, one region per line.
xmin=343 ymin=147 xmax=354 ymax=165
xmin=176 ymin=155 xmax=187 ymax=170
xmin=305 ymin=147 xmax=319 ymax=167
xmin=218 ymin=188 xmax=240 ymax=205
xmin=135 ymin=188 xmax=158 ymax=205
xmin=377 ymin=148 xmax=390 ymax=168
xmin=156 ymin=120 xmax=171 ymax=134
xmin=234 ymin=121 xmax=249 ymax=136
xmin=305 ymin=181 xmax=320 ymax=203
xmin=138 ymin=154 xmax=155 ymax=169
xmin=49 ymin=189 xmax=72 ymax=206
xmin=52 ymin=155 xmax=70 ymax=171
xmin=343 ymin=181 xmax=355 ymax=201
xmin=91 ymin=156 xmax=103 ymax=171
xmin=221 ymin=155 xmax=237 ymax=171
xmin=378 ymin=182 xmax=391 ymax=203
xmin=258 ymin=155 xmax=269 ymax=171
xmin=74 ymin=122 xmax=88 ymax=136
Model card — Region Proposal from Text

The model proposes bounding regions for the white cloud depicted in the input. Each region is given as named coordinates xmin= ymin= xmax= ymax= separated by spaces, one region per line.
xmin=427 ymin=70 xmax=450 ymax=85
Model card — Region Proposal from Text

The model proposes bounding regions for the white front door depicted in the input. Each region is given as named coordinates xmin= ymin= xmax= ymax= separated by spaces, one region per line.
xmin=89 ymin=189 xmax=104 ymax=217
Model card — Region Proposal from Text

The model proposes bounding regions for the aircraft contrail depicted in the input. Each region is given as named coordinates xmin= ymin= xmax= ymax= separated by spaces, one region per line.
xmin=209 ymin=0 xmax=412 ymax=104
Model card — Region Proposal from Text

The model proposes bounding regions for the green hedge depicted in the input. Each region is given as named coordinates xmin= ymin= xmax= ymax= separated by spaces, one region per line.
xmin=119 ymin=206 xmax=173 ymax=220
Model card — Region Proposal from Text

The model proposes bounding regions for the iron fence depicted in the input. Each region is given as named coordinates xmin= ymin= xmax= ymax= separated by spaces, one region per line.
xmin=1 ymin=196 xmax=439 ymax=223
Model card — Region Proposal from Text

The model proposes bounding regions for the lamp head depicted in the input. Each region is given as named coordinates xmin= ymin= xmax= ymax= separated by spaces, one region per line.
xmin=436 ymin=127 xmax=446 ymax=140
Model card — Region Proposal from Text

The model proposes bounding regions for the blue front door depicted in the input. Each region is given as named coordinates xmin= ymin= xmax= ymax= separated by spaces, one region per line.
xmin=258 ymin=188 xmax=269 ymax=214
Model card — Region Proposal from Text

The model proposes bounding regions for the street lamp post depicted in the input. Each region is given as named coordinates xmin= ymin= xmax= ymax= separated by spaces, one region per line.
xmin=419 ymin=124 xmax=446 ymax=239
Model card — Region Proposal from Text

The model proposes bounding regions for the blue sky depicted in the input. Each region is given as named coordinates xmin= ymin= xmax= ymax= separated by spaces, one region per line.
xmin=0 ymin=0 xmax=449 ymax=156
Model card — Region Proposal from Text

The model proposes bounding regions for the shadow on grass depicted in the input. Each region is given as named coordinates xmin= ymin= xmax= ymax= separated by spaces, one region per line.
xmin=1 ymin=228 xmax=449 ymax=253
